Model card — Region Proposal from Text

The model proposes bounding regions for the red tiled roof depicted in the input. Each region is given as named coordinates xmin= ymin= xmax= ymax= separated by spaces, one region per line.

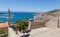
xmin=0 ymin=22 xmax=9 ymax=28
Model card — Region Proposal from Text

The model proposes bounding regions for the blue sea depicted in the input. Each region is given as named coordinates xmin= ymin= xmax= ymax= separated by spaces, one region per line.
xmin=0 ymin=12 xmax=35 ymax=23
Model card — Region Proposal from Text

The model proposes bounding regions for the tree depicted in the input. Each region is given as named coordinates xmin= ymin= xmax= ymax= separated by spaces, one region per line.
xmin=15 ymin=19 xmax=29 ymax=32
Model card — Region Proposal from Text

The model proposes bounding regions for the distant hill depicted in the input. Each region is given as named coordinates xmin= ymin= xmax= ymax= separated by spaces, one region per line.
xmin=46 ymin=9 xmax=60 ymax=15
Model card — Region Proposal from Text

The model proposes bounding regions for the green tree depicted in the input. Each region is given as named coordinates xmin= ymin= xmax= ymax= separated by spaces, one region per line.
xmin=15 ymin=19 xmax=29 ymax=32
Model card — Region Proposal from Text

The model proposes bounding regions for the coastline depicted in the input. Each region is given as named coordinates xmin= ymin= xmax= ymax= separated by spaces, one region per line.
xmin=0 ymin=12 xmax=34 ymax=23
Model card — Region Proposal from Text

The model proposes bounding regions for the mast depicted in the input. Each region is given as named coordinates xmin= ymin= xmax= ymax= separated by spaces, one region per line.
xmin=57 ymin=11 xmax=60 ymax=28
xmin=8 ymin=9 xmax=10 ymax=26
xmin=57 ymin=16 xmax=59 ymax=28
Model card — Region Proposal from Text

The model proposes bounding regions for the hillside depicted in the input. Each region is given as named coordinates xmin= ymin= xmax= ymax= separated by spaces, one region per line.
xmin=46 ymin=9 xmax=60 ymax=15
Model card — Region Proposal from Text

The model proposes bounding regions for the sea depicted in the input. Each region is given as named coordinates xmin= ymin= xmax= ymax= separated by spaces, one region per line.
xmin=0 ymin=12 xmax=35 ymax=23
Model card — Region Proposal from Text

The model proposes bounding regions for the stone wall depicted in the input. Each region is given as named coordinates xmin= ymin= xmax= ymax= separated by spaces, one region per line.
xmin=30 ymin=21 xmax=46 ymax=29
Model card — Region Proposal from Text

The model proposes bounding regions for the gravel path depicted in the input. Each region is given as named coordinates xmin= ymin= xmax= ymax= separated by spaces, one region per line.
xmin=8 ymin=28 xmax=19 ymax=37
xmin=30 ymin=28 xmax=60 ymax=37
xmin=30 ymin=16 xmax=60 ymax=37
xmin=46 ymin=16 xmax=58 ymax=29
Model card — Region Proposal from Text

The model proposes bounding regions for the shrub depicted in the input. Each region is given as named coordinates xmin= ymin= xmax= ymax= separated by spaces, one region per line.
xmin=15 ymin=19 xmax=29 ymax=32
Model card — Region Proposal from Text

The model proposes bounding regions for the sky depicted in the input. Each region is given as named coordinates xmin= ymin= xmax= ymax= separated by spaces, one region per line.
xmin=0 ymin=0 xmax=60 ymax=12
